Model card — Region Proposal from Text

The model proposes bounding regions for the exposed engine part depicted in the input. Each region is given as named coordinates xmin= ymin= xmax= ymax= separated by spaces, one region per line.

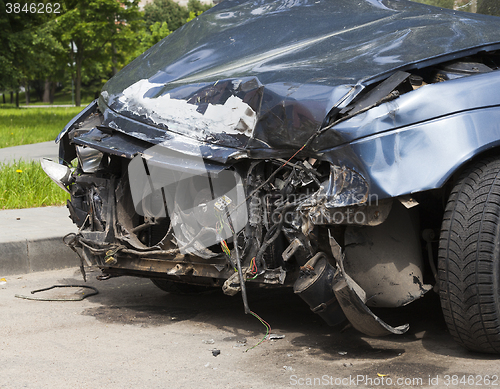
xmin=434 ymin=60 xmax=492 ymax=82
xmin=293 ymin=252 xmax=346 ymax=326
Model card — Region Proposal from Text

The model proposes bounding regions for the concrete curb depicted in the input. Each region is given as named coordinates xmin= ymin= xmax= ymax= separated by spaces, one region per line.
xmin=1 ymin=238 xmax=81 ymax=276
xmin=0 ymin=207 xmax=79 ymax=276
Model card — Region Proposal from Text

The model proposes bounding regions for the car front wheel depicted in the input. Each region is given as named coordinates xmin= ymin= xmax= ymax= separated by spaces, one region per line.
xmin=439 ymin=156 xmax=500 ymax=354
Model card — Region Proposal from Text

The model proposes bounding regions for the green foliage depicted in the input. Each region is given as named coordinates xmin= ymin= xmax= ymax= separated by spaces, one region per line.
xmin=148 ymin=21 xmax=172 ymax=46
xmin=131 ymin=21 xmax=172 ymax=59
xmin=187 ymin=0 xmax=212 ymax=15
xmin=139 ymin=0 xmax=212 ymax=53
xmin=0 ymin=1 xmax=59 ymax=92
xmin=0 ymin=107 xmax=84 ymax=148
xmin=144 ymin=0 xmax=187 ymax=31
xmin=0 ymin=160 xmax=70 ymax=209
xmin=53 ymin=0 xmax=144 ymax=105
xmin=477 ymin=0 xmax=500 ymax=16
xmin=1 ymin=0 xmax=212 ymax=107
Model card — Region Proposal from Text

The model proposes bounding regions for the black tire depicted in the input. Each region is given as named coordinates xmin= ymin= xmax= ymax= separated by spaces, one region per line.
xmin=150 ymin=279 xmax=215 ymax=295
xmin=439 ymin=156 xmax=500 ymax=354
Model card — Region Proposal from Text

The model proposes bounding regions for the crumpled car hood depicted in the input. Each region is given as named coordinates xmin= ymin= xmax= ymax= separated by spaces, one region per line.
xmin=100 ymin=0 xmax=500 ymax=153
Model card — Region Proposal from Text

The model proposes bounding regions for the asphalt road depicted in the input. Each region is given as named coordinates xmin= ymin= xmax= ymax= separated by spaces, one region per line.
xmin=1 ymin=267 xmax=499 ymax=389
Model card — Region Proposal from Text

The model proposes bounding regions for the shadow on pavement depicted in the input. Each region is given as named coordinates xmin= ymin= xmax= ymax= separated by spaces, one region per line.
xmin=58 ymin=267 xmax=500 ymax=362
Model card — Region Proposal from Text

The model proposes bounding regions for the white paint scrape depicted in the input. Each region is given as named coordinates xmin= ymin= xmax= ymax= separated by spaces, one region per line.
xmin=118 ymin=79 xmax=257 ymax=137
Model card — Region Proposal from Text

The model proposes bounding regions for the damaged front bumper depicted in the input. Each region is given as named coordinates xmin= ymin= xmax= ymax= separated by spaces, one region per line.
xmin=43 ymin=100 xmax=432 ymax=338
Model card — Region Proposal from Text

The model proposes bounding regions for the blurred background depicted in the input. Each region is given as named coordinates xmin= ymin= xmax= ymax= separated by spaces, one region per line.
xmin=1 ymin=0 xmax=213 ymax=108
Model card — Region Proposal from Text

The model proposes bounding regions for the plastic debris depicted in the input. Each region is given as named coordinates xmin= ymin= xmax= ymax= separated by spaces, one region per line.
xmin=268 ymin=334 xmax=285 ymax=340
xmin=0 ymin=278 xmax=6 ymax=285
xmin=211 ymin=349 xmax=221 ymax=357
xmin=338 ymin=351 xmax=347 ymax=355
xmin=377 ymin=373 xmax=389 ymax=377
xmin=283 ymin=366 xmax=293 ymax=371
xmin=202 ymin=339 xmax=215 ymax=344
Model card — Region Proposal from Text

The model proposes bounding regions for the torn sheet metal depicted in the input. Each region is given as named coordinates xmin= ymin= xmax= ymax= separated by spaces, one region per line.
xmin=329 ymin=234 xmax=409 ymax=337
xmin=56 ymin=99 xmax=98 ymax=144
xmin=332 ymin=271 xmax=410 ymax=337
xmin=328 ymin=231 xmax=410 ymax=336
xmin=117 ymin=79 xmax=258 ymax=137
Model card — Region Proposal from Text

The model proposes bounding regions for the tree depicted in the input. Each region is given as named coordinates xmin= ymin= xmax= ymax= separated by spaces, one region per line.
xmin=144 ymin=0 xmax=187 ymax=31
xmin=0 ymin=1 xmax=58 ymax=105
xmin=55 ymin=0 xmax=143 ymax=106
xmin=477 ymin=0 xmax=500 ymax=16
xmin=138 ymin=0 xmax=212 ymax=56
xmin=186 ymin=0 xmax=212 ymax=15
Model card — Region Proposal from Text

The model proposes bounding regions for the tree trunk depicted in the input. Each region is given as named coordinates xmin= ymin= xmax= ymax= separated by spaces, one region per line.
xmin=15 ymin=91 xmax=19 ymax=107
xmin=10 ymin=91 xmax=13 ymax=104
xmin=112 ymin=43 xmax=118 ymax=76
xmin=50 ymin=81 xmax=56 ymax=104
xmin=2 ymin=93 xmax=5 ymax=104
xmin=471 ymin=0 xmax=477 ymax=13
xmin=43 ymin=79 xmax=51 ymax=103
xmin=75 ymin=63 xmax=82 ymax=107
xmin=25 ymin=80 xmax=30 ymax=105
xmin=75 ymin=47 xmax=83 ymax=107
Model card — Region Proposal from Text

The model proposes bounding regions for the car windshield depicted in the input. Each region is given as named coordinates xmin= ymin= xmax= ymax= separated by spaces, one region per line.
xmin=413 ymin=0 xmax=500 ymax=16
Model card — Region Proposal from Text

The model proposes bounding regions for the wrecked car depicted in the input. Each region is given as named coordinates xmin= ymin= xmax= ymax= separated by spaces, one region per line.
xmin=43 ymin=0 xmax=500 ymax=353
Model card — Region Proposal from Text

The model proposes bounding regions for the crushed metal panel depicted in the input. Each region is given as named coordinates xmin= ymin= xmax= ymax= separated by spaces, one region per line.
xmin=346 ymin=106 xmax=500 ymax=198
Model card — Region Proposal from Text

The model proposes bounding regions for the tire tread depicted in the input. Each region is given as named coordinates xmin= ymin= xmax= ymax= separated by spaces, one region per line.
xmin=439 ymin=156 xmax=500 ymax=354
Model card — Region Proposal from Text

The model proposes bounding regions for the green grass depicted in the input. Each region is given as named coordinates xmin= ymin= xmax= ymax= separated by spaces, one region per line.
xmin=0 ymin=106 xmax=84 ymax=148
xmin=0 ymin=160 xmax=70 ymax=209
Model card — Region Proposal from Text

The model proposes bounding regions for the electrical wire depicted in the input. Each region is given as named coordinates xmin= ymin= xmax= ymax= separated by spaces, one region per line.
xmin=222 ymin=207 xmax=272 ymax=352
xmin=246 ymin=310 xmax=272 ymax=352
xmin=247 ymin=257 xmax=259 ymax=280
xmin=229 ymin=141 xmax=311 ymax=218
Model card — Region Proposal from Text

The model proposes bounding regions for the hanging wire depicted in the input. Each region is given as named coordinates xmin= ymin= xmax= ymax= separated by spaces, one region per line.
xmin=246 ymin=311 xmax=272 ymax=352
